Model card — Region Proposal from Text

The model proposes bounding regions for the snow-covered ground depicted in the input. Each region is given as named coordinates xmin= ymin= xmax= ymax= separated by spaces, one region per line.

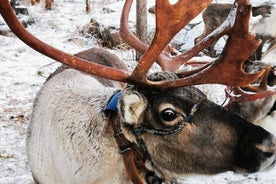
xmin=0 ymin=0 xmax=276 ymax=183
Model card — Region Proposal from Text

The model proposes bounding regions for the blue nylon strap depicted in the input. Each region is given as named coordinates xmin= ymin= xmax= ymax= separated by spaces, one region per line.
xmin=105 ymin=91 xmax=121 ymax=113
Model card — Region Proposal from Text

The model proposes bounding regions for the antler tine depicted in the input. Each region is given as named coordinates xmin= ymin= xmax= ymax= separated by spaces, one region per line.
xmin=0 ymin=0 xmax=129 ymax=82
xmin=225 ymin=86 xmax=276 ymax=108
xmin=128 ymin=0 xmax=212 ymax=85
xmin=225 ymin=65 xmax=276 ymax=105
xmin=150 ymin=0 xmax=265 ymax=89
xmin=244 ymin=65 xmax=271 ymax=92
xmin=119 ymin=0 xmax=171 ymax=70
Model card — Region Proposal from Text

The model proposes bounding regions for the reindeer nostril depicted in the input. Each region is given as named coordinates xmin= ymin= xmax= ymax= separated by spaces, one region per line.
xmin=252 ymin=138 xmax=276 ymax=171
xmin=255 ymin=143 xmax=276 ymax=155
xmin=255 ymin=147 xmax=274 ymax=158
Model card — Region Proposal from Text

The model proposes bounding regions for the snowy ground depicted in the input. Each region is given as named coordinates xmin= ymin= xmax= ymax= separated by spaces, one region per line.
xmin=0 ymin=0 xmax=276 ymax=184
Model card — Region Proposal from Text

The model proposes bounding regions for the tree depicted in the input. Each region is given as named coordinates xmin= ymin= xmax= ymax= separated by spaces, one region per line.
xmin=136 ymin=0 xmax=147 ymax=61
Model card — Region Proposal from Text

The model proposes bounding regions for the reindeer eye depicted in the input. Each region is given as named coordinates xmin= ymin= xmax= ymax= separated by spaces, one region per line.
xmin=160 ymin=108 xmax=177 ymax=122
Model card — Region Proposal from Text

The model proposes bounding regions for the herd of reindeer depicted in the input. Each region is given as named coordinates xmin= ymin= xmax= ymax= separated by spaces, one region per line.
xmin=1 ymin=0 xmax=276 ymax=183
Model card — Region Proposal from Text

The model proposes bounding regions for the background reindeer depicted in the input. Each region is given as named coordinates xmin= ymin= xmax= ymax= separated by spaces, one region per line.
xmin=225 ymin=62 xmax=276 ymax=135
xmin=253 ymin=8 xmax=276 ymax=65
xmin=1 ymin=0 xmax=276 ymax=183
xmin=194 ymin=3 xmax=274 ymax=59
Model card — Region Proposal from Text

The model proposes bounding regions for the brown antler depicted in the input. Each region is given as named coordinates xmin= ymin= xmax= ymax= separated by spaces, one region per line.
xmin=120 ymin=0 xmax=266 ymax=88
xmin=0 ymin=0 xmax=272 ymax=91
xmin=225 ymin=65 xmax=276 ymax=105
xmin=123 ymin=0 xmax=264 ymax=88
xmin=174 ymin=0 xmax=264 ymax=87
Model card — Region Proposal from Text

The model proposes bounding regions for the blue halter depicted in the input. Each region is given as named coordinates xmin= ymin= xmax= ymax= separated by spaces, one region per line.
xmin=105 ymin=91 xmax=121 ymax=113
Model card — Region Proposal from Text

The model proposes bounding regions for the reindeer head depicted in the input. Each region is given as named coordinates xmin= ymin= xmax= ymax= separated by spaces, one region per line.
xmin=1 ymin=0 xmax=276 ymax=183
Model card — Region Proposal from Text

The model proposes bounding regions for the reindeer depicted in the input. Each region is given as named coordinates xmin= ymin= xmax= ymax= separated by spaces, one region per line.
xmin=194 ymin=3 xmax=273 ymax=58
xmin=31 ymin=0 xmax=53 ymax=10
xmin=1 ymin=0 xmax=276 ymax=183
xmin=252 ymin=9 xmax=276 ymax=66
xmin=262 ymin=40 xmax=276 ymax=66
xmin=225 ymin=62 xmax=276 ymax=129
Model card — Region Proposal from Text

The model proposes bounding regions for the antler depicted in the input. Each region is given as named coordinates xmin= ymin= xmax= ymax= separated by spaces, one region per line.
xmin=0 ymin=0 xmax=272 ymax=91
xmin=120 ymin=0 xmax=265 ymax=88
xmin=173 ymin=0 xmax=264 ymax=88
xmin=225 ymin=65 xmax=276 ymax=106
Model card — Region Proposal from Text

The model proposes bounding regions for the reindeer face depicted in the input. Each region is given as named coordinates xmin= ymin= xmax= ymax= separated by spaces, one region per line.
xmin=119 ymin=73 xmax=276 ymax=177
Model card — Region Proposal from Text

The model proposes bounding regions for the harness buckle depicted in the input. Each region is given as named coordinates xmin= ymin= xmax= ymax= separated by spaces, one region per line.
xmin=119 ymin=147 xmax=132 ymax=154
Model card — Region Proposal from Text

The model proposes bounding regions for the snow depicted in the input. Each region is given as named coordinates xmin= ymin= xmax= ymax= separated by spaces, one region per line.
xmin=0 ymin=0 xmax=276 ymax=184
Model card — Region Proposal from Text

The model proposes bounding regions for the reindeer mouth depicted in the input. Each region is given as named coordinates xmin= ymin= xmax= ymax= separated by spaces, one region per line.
xmin=259 ymin=155 xmax=276 ymax=171
xmin=234 ymin=133 xmax=276 ymax=173
xmin=234 ymin=158 xmax=276 ymax=174
xmin=255 ymin=139 xmax=276 ymax=172
xmin=270 ymin=159 xmax=276 ymax=169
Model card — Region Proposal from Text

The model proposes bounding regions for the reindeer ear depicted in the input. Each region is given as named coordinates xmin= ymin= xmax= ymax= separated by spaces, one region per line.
xmin=118 ymin=91 xmax=147 ymax=125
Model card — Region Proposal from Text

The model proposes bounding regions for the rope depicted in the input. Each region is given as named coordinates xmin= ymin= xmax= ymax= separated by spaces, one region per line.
xmin=134 ymin=102 xmax=200 ymax=136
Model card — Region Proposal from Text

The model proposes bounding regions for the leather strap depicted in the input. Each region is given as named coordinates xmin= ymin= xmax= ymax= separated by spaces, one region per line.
xmin=109 ymin=112 xmax=148 ymax=184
